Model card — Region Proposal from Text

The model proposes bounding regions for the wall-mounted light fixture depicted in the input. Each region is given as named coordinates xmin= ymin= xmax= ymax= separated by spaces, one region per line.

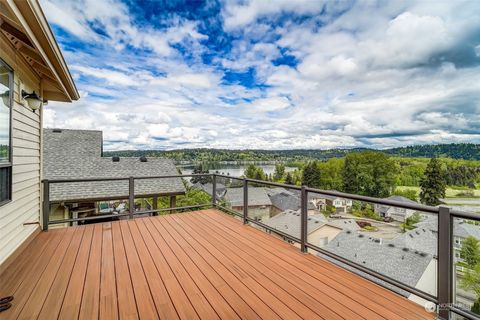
xmin=21 ymin=90 xmax=42 ymax=112
xmin=0 ymin=90 xmax=9 ymax=106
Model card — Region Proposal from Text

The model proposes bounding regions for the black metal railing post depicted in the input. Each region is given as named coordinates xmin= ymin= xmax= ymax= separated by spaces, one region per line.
xmin=129 ymin=176 xmax=135 ymax=219
xmin=243 ymin=178 xmax=248 ymax=224
xmin=212 ymin=174 xmax=217 ymax=207
xmin=300 ymin=186 xmax=308 ymax=253
xmin=42 ymin=179 xmax=50 ymax=231
xmin=438 ymin=206 xmax=452 ymax=319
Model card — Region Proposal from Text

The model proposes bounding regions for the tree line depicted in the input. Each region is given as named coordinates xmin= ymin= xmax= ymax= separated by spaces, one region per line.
xmin=104 ymin=143 xmax=480 ymax=161
xmin=240 ymin=152 xmax=477 ymax=206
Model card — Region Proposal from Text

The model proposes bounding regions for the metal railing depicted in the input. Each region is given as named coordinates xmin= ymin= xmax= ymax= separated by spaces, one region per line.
xmin=41 ymin=173 xmax=480 ymax=320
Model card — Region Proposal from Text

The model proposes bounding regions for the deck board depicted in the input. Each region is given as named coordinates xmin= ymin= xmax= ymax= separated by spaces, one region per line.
xmin=0 ymin=209 xmax=435 ymax=320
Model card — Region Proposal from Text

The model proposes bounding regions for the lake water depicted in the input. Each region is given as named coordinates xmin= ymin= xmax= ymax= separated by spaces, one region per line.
xmin=178 ymin=163 xmax=296 ymax=177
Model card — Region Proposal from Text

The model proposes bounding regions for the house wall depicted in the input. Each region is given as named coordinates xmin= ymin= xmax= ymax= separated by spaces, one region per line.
xmin=307 ymin=225 xmax=342 ymax=248
xmin=0 ymin=34 xmax=43 ymax=266
xmin=408 ymin=259 xmax=437 ymax=307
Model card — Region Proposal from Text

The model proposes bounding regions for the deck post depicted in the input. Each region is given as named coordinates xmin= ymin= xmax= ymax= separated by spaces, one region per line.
xmin=169 ymin=195 xmax=176 ymax=214
xmin=243 ymin=178 xmax=248 ymax=224
xmin=438 ymin=206 xmax=452 ymax=319
xmin=212 ymin=174 xmax=217 ymax=207
xmin=129 ymin=176 xmax=135 ymax=219
xmin=42 ymin=179 xmax=50 ymax=231
xmin=152 ymin=195 xmax=158 ymax=216
xmin=300 ymin=185 xmax=308 ymax=253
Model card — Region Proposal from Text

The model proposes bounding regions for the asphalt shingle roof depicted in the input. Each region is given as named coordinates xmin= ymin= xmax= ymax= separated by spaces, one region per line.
xmin=264 ymin=210 xmax=328 ymax=238
xmin=321 ymin=231 xmax=434 ymax=297
xmin=389 ymin=228 xmax=438 ymax=256
xmin=43 ymin=129 xmax=185 ymax=202
xmin=224 ymin=187 xmax=272 ymax=207
xmin=414 ymin=215 xmax=480 ymax=239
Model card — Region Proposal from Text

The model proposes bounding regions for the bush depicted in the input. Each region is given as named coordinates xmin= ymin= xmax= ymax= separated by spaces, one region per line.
xmin=322 ymin=205 xmax=337 ymax=217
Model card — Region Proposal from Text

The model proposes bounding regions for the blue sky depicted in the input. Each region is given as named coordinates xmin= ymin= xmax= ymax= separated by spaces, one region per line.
xmin=43 ymin=0 xmax=480 ymax=151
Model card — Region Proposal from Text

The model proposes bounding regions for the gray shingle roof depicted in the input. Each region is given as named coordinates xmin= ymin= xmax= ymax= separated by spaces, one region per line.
xmin=264 ymin=210 xmax=327 ymax=238
xmin=193 ymin=182 xmax=226 ymax=197
xmin=414 ymin=215 xmax=480 ymax=239
xmin=384 ymin=195 xmax=419 ymax=204
xmin=326 ymin=218 xmax=360 ymax=231
xmin=321 ymin=231 xmax=434 ymax=297
xmin=389 ymin=228 xmax=438 ymax=256
xmin=43 ymin=129 xmax=185 ymax=202
xmin=269 ymin=191 xmax=301 ymax=211
xmin=224 ymin=187 xmax=272 ymax=207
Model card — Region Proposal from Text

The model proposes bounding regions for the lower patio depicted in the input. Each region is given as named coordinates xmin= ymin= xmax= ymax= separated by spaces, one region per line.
xmin=0 ymin=209 xmax=434 ymax=319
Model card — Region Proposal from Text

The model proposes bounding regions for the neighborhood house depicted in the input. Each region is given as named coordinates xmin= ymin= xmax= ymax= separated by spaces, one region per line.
xmin=43 ymin=128 xmax=185 ymax=226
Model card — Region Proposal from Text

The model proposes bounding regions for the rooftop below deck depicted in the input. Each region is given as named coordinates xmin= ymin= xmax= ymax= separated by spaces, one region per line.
xmin=0 ymin=209 xmax=434 ymax=320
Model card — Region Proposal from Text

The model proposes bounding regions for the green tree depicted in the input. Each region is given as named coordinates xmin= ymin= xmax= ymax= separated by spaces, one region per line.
xmin=460 ymin=236 xmax=480 ymax=267
xmin=285 ymin=172 xmax=294 ymax=185
xmin=155 ymin=187 xmax=211 ymax=212
xmin=244 ymin=164 xmax=259 ymax=179
xmin=401 ymin=212 xmax=422 ymax=231
xmin=392 ymin=188 xmax=418 ymax=201
xmin=244 ymin=164 xmax=266 ymax=185
xmin=419 ymin=158 xmax=446 ymax=206
xmin=273 ymin=163 xmax=286 ymax=182
xmin=190 ymin=165 xmax=211 ymax=184
xmin=460 ymin=263 xmax=480 ymax=315
xmin=343 ymin=152 xmax=397 ymax=197
xmin=301 ymin=161 xmax=322 ymax=188
xmin=318 ymin=158 xmax=344 ymax=190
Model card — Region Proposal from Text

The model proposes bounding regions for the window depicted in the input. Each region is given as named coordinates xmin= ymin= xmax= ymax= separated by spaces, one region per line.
xmin=0 ymin=59 xmax=12 ymax=206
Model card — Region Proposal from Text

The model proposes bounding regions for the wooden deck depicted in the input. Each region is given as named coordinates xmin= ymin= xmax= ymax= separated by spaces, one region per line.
xmin=0 ymin=209 xmax=434 ymax=320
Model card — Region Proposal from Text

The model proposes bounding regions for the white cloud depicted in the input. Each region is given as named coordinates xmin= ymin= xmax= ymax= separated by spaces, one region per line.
xmin=43 ymin=0 xmax=480 ymax=150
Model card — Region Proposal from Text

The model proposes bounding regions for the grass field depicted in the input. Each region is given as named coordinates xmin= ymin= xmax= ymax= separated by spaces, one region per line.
xmin=396 ymin=186 xmax=480 ymax=198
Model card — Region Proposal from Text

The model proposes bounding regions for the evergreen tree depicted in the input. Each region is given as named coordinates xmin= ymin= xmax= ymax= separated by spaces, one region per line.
xmin=190 ymin=165 xmax=211 ymax=184
xmin=244 ymin=164 xmax=259 ymax=179
xmin=273 ymin=163 xmax=286 ymax=182
xmin=419 ymin=158 xmax=446 ymax=206
xmin=460 ymin=236 xmax=480 ymax=267
xmin=244 ymin=164 xmax=266 ymax=181
xmin=285 ymin=172 xmax=294 ymax=185
xmin=301 ymin=161 xmax=321 ymax=188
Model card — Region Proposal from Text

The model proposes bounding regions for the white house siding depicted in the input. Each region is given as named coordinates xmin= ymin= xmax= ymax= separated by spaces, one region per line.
xmin=408 ymin=259 xmax=437 ymax=307
xmin=0 ymin=34 xmax=42 ymax=266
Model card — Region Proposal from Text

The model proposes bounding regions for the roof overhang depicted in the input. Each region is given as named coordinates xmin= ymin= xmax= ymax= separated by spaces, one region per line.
xmin=0 ymin=0 xmax=79 ymax=102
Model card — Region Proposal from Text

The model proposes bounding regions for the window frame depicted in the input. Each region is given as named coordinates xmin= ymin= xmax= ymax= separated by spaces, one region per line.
xmin=0 ymin=58 xmax=13 ymax=207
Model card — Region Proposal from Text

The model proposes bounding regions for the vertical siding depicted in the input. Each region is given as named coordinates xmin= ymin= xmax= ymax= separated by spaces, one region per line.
xmin=0 ymin=35 xmax=42 ymax=266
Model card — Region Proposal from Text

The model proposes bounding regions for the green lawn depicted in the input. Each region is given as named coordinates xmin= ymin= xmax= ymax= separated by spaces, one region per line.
xmin=395 ymin=186 xmax=480 ymax=198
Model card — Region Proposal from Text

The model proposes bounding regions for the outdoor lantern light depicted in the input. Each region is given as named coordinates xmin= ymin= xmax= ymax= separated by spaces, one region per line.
xmin=21 ymin=90 xmax=42 ymax=112
xmin=0 ymin=90 xmax=9 ymax=106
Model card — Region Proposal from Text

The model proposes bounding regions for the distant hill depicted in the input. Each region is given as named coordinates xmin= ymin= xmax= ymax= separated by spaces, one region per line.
xmin=103 ymin=143 xmax=480 ymax=161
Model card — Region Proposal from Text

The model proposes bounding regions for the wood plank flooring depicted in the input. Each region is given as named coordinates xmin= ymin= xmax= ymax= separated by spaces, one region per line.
xmin=0 ymin=209 xmax=435 ymax=319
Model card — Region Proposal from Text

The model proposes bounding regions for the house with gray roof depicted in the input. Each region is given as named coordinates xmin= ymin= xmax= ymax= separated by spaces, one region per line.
xmin=43 ymin=129 xmax=185 ymax=224
xmin=414 ymin=215 xmax=480 ymax=261
xmin=267 ymin=189 xmax=316 ymax=215
xmin=374 ymin=196 xmax=418 ymax=222
xmin=264 ymin=210 xmax=360 ymax=249
xmin=192 ymin=182 xmax=226 ymax=198
xmin=389 ymin=227 xmax=438 ymax=257
xmin=321 ymin=231 xmax=437 ymax=305
xmin=224 ymin=187 xmax=273 ymax=221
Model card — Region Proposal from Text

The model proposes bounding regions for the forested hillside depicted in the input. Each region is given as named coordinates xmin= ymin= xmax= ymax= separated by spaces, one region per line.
xmin=104 ymin=143 xmax=480 ymax=161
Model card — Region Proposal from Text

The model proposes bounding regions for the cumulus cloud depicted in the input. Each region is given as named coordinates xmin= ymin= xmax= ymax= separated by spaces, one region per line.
xmin=43 ymin=0 xmax=480 ymax=150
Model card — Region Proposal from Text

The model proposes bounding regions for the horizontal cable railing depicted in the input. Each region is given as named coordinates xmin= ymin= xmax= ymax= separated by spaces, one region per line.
xmin=41 ymin=173 xmax=480 ymax=320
